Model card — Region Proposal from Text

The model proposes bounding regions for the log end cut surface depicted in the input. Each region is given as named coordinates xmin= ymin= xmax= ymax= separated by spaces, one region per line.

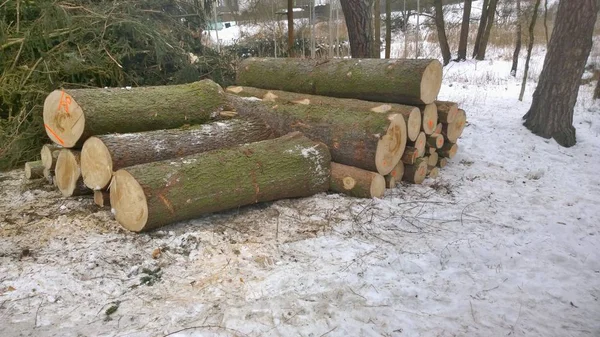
xmin=110 ymin=169 xmax=148 ymax=232
xmin=375 ymin=113 xmax=407 ymax=175
xmin=81 ymin=137 xmax=113 ymax=190
xmin=422 ymin=104 xmax=439 ymax=135
xmin=406 ymin=107 xmax=422 ymax=142
xmin=421 ymin=61 xmax=443 ymax=104
xmin=43 ymin=90 xmax=85 ymax=148
xmin=55 ymin=150 xmax=81 ymax=197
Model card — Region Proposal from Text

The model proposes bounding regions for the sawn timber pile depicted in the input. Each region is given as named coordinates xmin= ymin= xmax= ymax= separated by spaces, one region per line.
xmin=22 ymin=58 xmax=467 ymax=232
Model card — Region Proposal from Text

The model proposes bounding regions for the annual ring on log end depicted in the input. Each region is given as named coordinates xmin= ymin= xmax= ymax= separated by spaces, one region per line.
xmin=342 ymin=176 xmax=356 ymax=190
xmin=81 ymin=137 xmax=113 ymax=190
xmin=371 ymin=174 xmax=386 ymax=198
xmin=55 ymin=150 xmax=80 ymax=197
xmin=406 ymin=107 xmax=422 ymax=142
xmin=110 ymin=170 xmax=148 ymax=232
xmin=43 ymin=90 xmax=85 ymax=148
xmin=421 ymin=60 xmax=443 ymax=104
xmin=376 ymin=113 xmax=407 ymax=175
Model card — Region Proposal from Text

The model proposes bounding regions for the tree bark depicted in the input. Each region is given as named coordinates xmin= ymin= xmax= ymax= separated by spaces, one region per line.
xmin=237 ymin=57 xmax=443 ymax=105
xmin=457 ymin=0 xmax=472 ymax=61
xmin=385 ymin=0 xmax=392 ymax=59
xmin=438 ymin=143 xmax=458 ymax=159
xmin=401 ymin=147 xmax=420 ymax=165
xmin=41 ymin=144 xmax=62 ymax=170
xmin=228 ymin=94 xmax=407 ymax=175
xmin=434 ymin=0 xmax=451 ymax=65
xmin=94 ymin=190 xmax=111 ymax=208
xmin=402 ymin=158 xmax=428 ymax=184
xmin=435 ymin=100 xmax=458 ymax=123
xmin=523 ymin=0 xmax=598 ymax=147
xmin=519 ymin=0 xmax=542 ymax=101
xmin=110 ymin=133 xmax=331 ymax=232
xmin=43 ymin=168 xmax=54 ymax=185
xmin=472 ymin=0 xmax=490 ymax=58
xmin=288 ymin=0 xmax=294 ymax=57
xmin=227 ymin=86 xmax=422 ymax=142
xmin=543 ymin=0 xmax=549 ymax=45
xmin=55 ymin=149 xmax=92 ymax=197
xmin=43 ymin=79 xmax=228 ymax=148
xmin=330 ymin=162 xmax=385 ymax=198
xmin=594 ymin=77 xmax=600 ymax=100
xmin=475 ymin=0 xmax=499 ymax=60
xmin=427 ymin=134 xmax=444 ymax=149
xmin=511 ymin=0 xmax=522 ymax=76
xmin=340 ymin=0 xmax=374 ymax=58
xmin=24 ymin=161 xmax=44 ymax=179
xmin=385 ymin=161 xmax=404 ymax=188
xmin=80 ymin=118 xmax=274 ymax=190
xmin=373 ymin=0 xmax=381 ymax=58
xmin=442 ymin=109 xmax=467 ymax=143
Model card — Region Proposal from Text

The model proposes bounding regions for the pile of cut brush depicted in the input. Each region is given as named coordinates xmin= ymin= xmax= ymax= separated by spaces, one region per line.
xmin=24 ymin=57 xmax=466 ymax=233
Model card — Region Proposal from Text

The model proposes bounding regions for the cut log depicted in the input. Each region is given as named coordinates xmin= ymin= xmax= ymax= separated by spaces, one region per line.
xmin=227 ymin=86 xmax=423 ymax=142
xmin=438 ymin=143 xmax=458 ymax=159
xmin=385 ymin=161 xmax=405 ymax=188
xmin=330 ymin=162 xmax=386 ymax=198
xmin=427 ymin=134 xmax=444 ymax=149
xmin=407 ymin=132 xmax=427 ymax=157
xmin=401 ymin=147 xmax=420 ymax=165
xmin=437 ymin=157 xmax=448 ymax=168
xmin=428 ymin=166 xmax=440 ymax=178
xmin=228 ymin=95 xmax=407 ymax=175
xmin=43 ymin=79 xmax=228 ymax=148
xmin=237 ymin=58 xmax=443 ymax=105
xmin=81 ymin=118 xmax=274 ymax=190
xmin=402 ymin=158 xmax=428 ymax=184
xmin=442 ymin=109 xmax=467 ymax=143
xmin=43 ymin=168 xmax=54 ymax=185
xmin=94 ymin=190 xmax=111 ymax=207
xmin=110 ymin=132 xmax=331 ymax=232
xmin=41 ymin=144 xmax=62 ymax=170
xmin=420 ymin=104 xmax=438 ymax=134
xmin=428 ymin=152 xmax=439 ymax=167
xmin=434 ymin=122 xmax=443 ymax=134
xmin=55 ymin=149 xmax=92 ymax=197
xmin=24 ymin=161 xmax=44 ymax=179
xmin=435 ymin=100 xmax=459 ymax=123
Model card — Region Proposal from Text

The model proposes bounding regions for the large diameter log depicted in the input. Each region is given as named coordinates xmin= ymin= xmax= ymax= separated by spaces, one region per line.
xmin=435 ymin=101 xmax=459 ymax=124
xmin=43 ymin=79 xmax=228 ymax=148
xmin=227 ymin=86 xmax=422 ymax=142
xmin=384 ymin=161 xmax=404 ymax=189
xmin=407 ymin=132 xmax=427 ymax=157
xmin=236 ymin=58 xmax=443 ymax=105
xmin=420 ymin=104 xmax=438 ymax=134
xmin=402 ymin=158 xmax=428 ymax=184
xmin=24 ymin=161 xmax=45 ymax=179
xmin=330 ymin=162 xmax=385 ymax=198
xmin=55 ymin=150 xmax=92 ymax=197
xmin=438 ymin=143 xmax=459 ymax=159
xmin=81 ymin=118 xmax=274 ymax=190
xmin=228 ymin=95 xmax=407 ymax=175
xmin=110 ymin=133 xmax=331 ymax=232
xmin=41 ymin=144 xmax=62 ymax=170
xmin=442 ymin=109 xmax=467 ymax=143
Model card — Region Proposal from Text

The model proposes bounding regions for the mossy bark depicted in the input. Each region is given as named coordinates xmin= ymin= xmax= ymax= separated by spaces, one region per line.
xmin=24 ymin=161 xmax=44 ymax=179
xmin=330 ymin=162 xmax=385 ymax=198
xmin=113 ymin=133 xmax=331 ymax=232
xmin=237 ymin=58 xmax=442 ymax=105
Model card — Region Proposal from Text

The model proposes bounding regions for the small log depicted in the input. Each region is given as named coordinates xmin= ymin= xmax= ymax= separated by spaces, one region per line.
xmin=402 ymin=158 xmax=428 ymax=184
xmin=110 ymin=133 xmax=331 ymax=232
xmin=228 ymin=94 xmax=407 ymax=175
xmin=426 ymin=134 xmax=444 ymax=149
xmin=81 ymin=118 xmax=274 ymax=190
xmin=384 ymin=161 xmax=405 ymax=189
xmin=435 ymin=100 xmax=459 ymax=124
xmin=438 ymin=143 xmax=459 ymax=159
xmin=407 ymin=132 xmax=426 ymax=157
xmin=94 ymin=190 xmax=111 ymax=207
xmin=442 ymin=109 xmax=467 ymax=143
xmin=434 ymin=122 xmax=443 ymax=134
xmin=437 ymin=157 xmax=448 ymax=168
xmin=24 ymin=161 xmax=45 ymax=179
xmin=43 ymin=168 xmax=54 ymax=185
xmin=401 ymin=147 xmax=420 ymax=165
xmin=227 ymin=86 xmax=422 ymax=142
xmin=55 ymin=150 xmax=92 ymax=197
xmin=420 ymin=104 xmax=438 ymax=135
xmin=428 ymin=152 xmax=439 ymax=167
xmin=427 ymin=147 xmax=437 ymax=155
xmin=237 ymin=58 xmax=443 ymax=105
xmin=43 ymin=80 xmax=227 ymax=148
xmin=330 ymin=162 xmax=385 ymax=198
xmin=428 ymin=166 xmax=440 ymax=178
xmin=41 ymin=144 xmax=62 ymax=170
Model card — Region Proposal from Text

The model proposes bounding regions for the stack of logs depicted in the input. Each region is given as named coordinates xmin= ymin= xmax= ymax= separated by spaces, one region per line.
xmin=24 ymin=58 xmax=466 ymax=232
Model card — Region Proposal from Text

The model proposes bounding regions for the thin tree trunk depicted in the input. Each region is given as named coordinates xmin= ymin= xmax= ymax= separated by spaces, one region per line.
xmin=523 ymin=0 xmax=598 ymax=147
xmin=543 ymin=0 xmax=549 ymax=45
xmin=519 ymin=0 xmax=541 ymax=102
xmin=434 ymin=0 xmax=451 ymax=65
xmin=288 ymin=0 xmax=294 ymax=57
xmin=475 ymin=0 xmax=499 ymax=60
xmin=511 ymin=0 xmax=522 ymax=76
xmin=373 ymin=0 xmax=381 ymax=58
xmin=340 ymin=0 xmax=374 ymax=58
xmin=385 ymin=0 xmax=391 ymax=58
xmin=594 ymin=73 xmax=600 ymax=100
xmin=472 ymin=0 xmax=489 ymax=58
xmin=457 ymin=0 xmax=472 ymax=61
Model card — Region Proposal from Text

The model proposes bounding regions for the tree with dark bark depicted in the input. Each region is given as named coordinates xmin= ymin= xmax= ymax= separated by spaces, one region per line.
xmin=510 ymin=0 xmax=522 ymax=76
xmin=472 ymin=0 xmax=489 ymax=58
xmin=288 ymin=0 xmax=294 ymax=57
xmin=523 ymin=0 xmax=598 ymax=147
xmin=519 ymin=0 xmax=541 ymax=101
xmin=475 ymin=0 xmax=499 ymax=60
xmin=373 ymin=0 xmax=381 ymax=58
xmin=594 ymin=78 xmax=600 ymax=100
xmin=385 ymin=0 xmax=392 ymax=58
xmin=340 ymin=0 xmax=374 ymax=58
xmin=434 ymin=0 xmax=451 ymax=65
xmin=456 ymin=0 xmax=472 ymax=61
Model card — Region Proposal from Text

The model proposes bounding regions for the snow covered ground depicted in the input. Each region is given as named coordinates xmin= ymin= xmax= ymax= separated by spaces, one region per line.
xmin=2 ymin=29 xmax=600 ymax=337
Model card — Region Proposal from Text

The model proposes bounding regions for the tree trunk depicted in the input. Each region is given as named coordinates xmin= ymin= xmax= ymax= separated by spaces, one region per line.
xmin=41 ymin=144 xmax=62 ymax=170
xmin=110 ymin=133 xmax=331 ymax=232
xmin=402 ymin=157 xmax=428 ymax=184
xmin=511 ymin=0 xmax=522 ymax=76
xmin=227 ymin=86 xmax=422 ymax=141
xmin=237 ymin=57 xmax=443 ymax=105
xmin=43 ymin=167 xmax=54 ymax=185
xmin=340 ymin=0 xmax=374 ymax=58
xmin=43 ymin=79 xmax=228 ymax=148
xmin=373 ymin=0 xmax=381 ymax=58
xmin=228 ymin=94 xmax=407 ymax=175
xmin=55 ymin=149 xmax=92 ymax=197
xmin=457 ymin=0 xmax=472 ymax=61
xmin=519 ymin=0 xmax=542 ymax=101
xmin=543 ymin=0 xmax=549 ymax=45
xmin=427 ymin=151 xmax=439 ymax=167
xmin=435 ymin=100 xmax=458 ymax=123
xmin=385 ymin=161 xmax=404 ymax=188
xmin=475 ymin=0 xmax=499 ymax=60
xmin=434 ymin=0 xmax=451 ymax=65
xmin=472 ymin=0 xmax=489 ymax=58
xmin=385 ymin=0 xmax=392 ymax=59
xmin=24 ymin=161 xmax=44 ymax=179
xmin=594 ymin=77 xmax=600 ymax=100
xmin=330 ymin=162 xmax=385 ymax=198
xmin=80 ymin=118 xmax=274 ymax=190
xmin=94 ymin=190 xmax=111 ymax=208
xmin=288 ymin=0 xmax=294 ymax=57
xmin=523 ymin=0 xmax=598 ymax=147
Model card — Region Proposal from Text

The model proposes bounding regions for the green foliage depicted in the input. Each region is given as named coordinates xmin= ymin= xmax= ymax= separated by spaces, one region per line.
xmin=0 ymin=0 xmax=235 ymax=170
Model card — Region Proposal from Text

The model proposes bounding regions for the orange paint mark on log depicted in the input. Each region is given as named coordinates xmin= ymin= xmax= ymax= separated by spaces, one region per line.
xmin=44 ymin=124 xmax=65 ymax=146
xmin=428 ymin=120 xmax=433 ymax=129
xmin=158 ymin=194 xmax=175 ymax=214
xmin=57 ymin=91 xmax=72 ymax=115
